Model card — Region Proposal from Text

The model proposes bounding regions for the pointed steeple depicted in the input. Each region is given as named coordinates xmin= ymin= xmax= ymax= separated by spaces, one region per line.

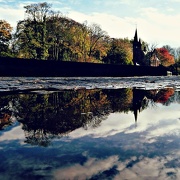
xmin=134 ymin=109 xmax=138 ymax=122
xmin=134 ymin=28 xmax=138 ymax=42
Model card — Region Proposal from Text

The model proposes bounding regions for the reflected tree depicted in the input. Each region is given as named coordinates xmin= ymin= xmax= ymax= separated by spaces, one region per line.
xmin=0 ymin=87 xmax=178 ymax=146
xmin=131 ymin=88 xmax=176 ymax=121
xmin=0 ymin=95 xmax=21 ymax=129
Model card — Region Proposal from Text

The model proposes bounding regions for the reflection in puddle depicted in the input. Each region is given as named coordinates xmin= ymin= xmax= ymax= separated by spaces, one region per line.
xmin=0 ymin=87 xmax=180 ymax=179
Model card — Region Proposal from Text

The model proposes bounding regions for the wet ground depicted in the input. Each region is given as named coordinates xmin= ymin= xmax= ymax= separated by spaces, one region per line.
xmin=0 ymin=76 xmax=180 ymax=179
xmin=0 ymin=76 xmax=179 ymax=92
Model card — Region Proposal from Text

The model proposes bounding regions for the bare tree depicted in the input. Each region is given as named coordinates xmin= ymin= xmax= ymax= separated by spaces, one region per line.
xmin=87 ymin=23 xmax=107 ymax=60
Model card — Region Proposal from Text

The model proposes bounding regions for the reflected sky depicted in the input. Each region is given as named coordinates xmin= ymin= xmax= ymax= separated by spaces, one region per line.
xmin=0 ymin=88 xmax=180 ymax=180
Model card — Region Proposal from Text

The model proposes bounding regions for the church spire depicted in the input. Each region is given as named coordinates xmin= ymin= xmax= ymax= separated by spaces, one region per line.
xmin=134 ymin=28 xmax=138 ymax=42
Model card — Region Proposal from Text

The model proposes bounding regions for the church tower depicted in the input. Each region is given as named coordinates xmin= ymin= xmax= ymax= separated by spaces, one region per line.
xmin=132 ymin=29 xmax=143 ymax=66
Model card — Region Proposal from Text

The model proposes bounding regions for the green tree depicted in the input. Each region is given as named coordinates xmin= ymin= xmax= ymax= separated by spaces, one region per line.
xmin=103 ymin=38 xmax=133 ymax=65
xmin=15 ymin=2 xmax=51 ymax=59
xmin=47 ymin=14 xmax=71 ymax=61
xmin=57 ymin=17 xmax=83 ymax=61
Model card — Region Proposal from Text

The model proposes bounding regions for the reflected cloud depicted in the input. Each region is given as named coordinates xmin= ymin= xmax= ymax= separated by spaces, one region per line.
xmin=1 ymin=86 xmax=180 ymax=179
xmin=53 ymin=154 xmax=180 ymax=180
xmin=115 ymin=156 xmax=180 ymax=179
xmin=0 ymin=125 xmax=25 ymax=142
xmin=53 ymin=155 xmax=119 ymax=180
xmin=69 ymin=112 xmax=134 ymax=138
xmin=69 ymin=103 xmax=180 ymax=141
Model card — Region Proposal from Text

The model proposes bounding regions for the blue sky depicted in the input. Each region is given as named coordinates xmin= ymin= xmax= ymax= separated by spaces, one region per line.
xmin=1 ymin=0 xmax=180 ymax=47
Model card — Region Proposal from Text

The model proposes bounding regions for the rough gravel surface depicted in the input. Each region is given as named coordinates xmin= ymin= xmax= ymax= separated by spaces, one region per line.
xmin=0 ymin=76 xmax=179 ymax=92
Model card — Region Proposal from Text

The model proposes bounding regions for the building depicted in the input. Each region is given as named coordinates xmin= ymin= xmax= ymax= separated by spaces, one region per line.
xmin=133 ymin=29 xmax=161 ymax=66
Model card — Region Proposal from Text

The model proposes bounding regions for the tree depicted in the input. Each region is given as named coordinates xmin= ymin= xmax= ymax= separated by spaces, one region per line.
xmin=148 ymin=43 xmax=158 ymax=52
xmin=46 ymin=14 xmax=75 ymax=61
xmin=156 ymin=47 xmax=175 ymax=66
xmin=47 ymin=19 xmax=109 ymax=62
xmin=14 ymin=2 xmax=138 ymax=64
xmin=103 ymin=38 xmax=133 ymax=65
xmin=175 ymin=47 xmax=180 ymax=72
xmin=160 ymin=45 xmax=179 ymax=74
xmin=86 ymin=23 xmax=108 ymax=62
xmin=16 ymin=3 xmax=85 ymax=61
xmin=67 ymin=21 xmax=109 ymax=63
xmin=0 ymin=20 xmax=13 ymax=57
xmin=15 ymin=2 xmax=52 ymax=60
xmin=162 ymin=45 xmax=175 ymax=57
xmin=70 ymin=20 xmax=90 ymax=62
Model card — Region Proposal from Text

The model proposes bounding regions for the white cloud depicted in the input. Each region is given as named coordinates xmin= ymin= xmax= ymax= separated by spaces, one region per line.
xmin=0 ymin=6 xmax=24 ymax=30
xmin=138 ymin=8 xmax=180 ymax=47
xmin=67 ymin=7 xmax=180 ymax=47
xmin=140 ymin=7 xmax=180 ymax=28
xmin=53 ymin=155 xmax=119 ymax=180
xmin=68 ymin=11 xmax=136 ymax=39
xmin=1 ymin=0 xmax=180 ymax=47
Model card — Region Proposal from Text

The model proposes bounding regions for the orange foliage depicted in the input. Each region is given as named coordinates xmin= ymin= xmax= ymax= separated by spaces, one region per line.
xmin=155 ymin=88 xmax=174 ymax=103
xmin=0 ymin=20 xmax=12 ymax=41
xmin=156 ymin=48 xmax=175 ymax=66
xmin=0 ymin=113 xmax=11 ymax=129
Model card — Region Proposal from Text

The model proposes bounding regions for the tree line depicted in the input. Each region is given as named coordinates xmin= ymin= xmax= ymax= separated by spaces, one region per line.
xmin=0 ymin=2 xmax=179 ymax=68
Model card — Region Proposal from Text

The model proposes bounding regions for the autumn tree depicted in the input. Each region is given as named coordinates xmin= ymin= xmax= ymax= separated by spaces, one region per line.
xmin=69 ymin=21 xmax=91 ymax=62
xmin=46 ymin=14 xmax=79 ymax=61
xmin=47 ymin=19 xmax=109 ymax=63
xmin=85 ymin=23 xmax=108 ymax=62
xmin=0 ymin=20 xmax=13 ymax=57
xmin=60 ymin=18 xmax=87 ymax=62
xmin=103 ymin=38 xmax=133 ymax=65
xmin=13 ymin=2 xmax=137 ymax=64
xmin=156 ymin=47 xmax=175 ymax=66
xmin=154 ymin=88 xmax=175 ymax=104
xmin=158 ymin=45 xmax=179 ymax=74
xmin=162 ymin=45 xmax=175 ymax=57
xmin=15 ymin=3 xmax=89 ymax=62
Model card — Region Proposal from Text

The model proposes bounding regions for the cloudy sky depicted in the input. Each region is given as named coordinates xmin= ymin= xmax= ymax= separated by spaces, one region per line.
xmin=1 ymin=0 xmax=180 ymax=48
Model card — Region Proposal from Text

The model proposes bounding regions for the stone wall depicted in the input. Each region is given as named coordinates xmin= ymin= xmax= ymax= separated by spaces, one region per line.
xmin=0 ymin=57 xmax=168 ymax=77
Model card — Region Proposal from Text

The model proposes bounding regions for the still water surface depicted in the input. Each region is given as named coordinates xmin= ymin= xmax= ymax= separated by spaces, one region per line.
xmin=0 ymin=79 xmax=180 ymax=179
